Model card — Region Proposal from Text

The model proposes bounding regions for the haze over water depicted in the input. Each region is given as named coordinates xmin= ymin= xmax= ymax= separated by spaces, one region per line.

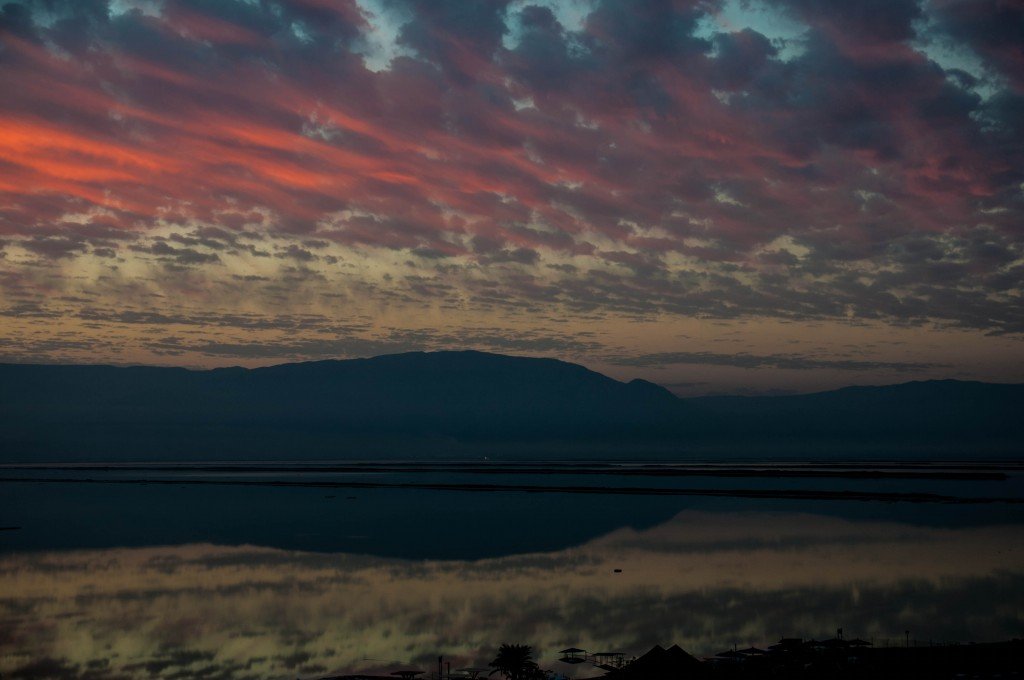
xmin=2 ymin=462 xmax=1022 ymax=679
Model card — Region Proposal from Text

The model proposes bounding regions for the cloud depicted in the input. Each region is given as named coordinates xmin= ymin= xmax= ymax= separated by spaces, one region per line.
xmin=0 ymin=0 xmax=1022 ymax=374
xmin=140 ymin=325 xmax=605 ymax=360
xmin=607 ymin=350 xmax=948 ymax=372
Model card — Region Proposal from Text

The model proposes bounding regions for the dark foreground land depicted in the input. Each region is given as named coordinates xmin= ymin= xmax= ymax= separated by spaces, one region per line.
xmin=636 ymin=638 xmax=1024 ymax=680
xmin=325 ymin=639 xmax=1024 ymax=680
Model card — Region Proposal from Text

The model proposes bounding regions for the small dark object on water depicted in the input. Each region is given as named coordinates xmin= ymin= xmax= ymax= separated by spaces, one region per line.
xmin=614 ymin=568 xmax=622 ymax=573
xmin=347 ymin=496 xmax=357 ymax=500
xmin=0 ymin=526 xmax=21 ymax=531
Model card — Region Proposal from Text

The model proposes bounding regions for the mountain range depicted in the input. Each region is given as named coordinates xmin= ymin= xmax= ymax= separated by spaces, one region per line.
xmin=1 ymin=351 xmax=1021 ymax=460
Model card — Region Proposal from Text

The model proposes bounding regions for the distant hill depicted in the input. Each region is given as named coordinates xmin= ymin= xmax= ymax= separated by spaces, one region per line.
xmin=0 ymin=352 xmax=1021 ymax=460
xmin=0 ymin=351 xmax=679 ymax=459
xmin=684 ymin=380 xmax=1024 ymax=455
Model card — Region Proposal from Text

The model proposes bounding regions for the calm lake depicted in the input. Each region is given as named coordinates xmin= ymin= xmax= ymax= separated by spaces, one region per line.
xmin=1 ymin=461 xmax=1023 ymax=679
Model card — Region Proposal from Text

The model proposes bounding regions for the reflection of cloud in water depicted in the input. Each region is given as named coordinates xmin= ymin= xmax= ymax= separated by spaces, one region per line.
xmin=1 ymin=512 xmax=1022 ymax=679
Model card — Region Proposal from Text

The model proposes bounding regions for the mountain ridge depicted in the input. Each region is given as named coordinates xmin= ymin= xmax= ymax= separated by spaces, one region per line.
xmin=1 ymin=351 xmax=1021 ymax=460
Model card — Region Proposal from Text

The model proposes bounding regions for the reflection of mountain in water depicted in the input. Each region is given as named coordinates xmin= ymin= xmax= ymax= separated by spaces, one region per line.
xmin=1 ymin=511 xmax=1022 ymax=680
xmin=5 ymin=464 xmax=1024 ymax=557
xmin=4 ymin=463 xmax=1024 ymax=557
xmin=0 ymin=480 xmax=686 ymax=558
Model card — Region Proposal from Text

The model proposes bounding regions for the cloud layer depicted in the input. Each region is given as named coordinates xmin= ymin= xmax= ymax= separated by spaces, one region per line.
xmin=0 ymin=0 xmax=1022 ymax=389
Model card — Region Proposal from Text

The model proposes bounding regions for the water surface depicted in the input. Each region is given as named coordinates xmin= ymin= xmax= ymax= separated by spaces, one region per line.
xmin=1 ymin=461 xmax=1022 ymax=679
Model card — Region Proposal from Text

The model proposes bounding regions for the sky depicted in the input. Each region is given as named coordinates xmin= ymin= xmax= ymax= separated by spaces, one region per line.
xmin=0 ymin=0 xmax=1021 ymax=395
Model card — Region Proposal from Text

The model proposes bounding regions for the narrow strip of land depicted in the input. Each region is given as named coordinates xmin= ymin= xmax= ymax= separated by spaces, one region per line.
xmin=1 ymin=476 xmax=1019 ymax=504
xmin=0 ymin=463 xmax=1010 ymax=480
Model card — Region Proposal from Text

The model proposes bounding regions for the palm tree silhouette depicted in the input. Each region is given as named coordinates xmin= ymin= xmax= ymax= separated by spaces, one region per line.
xmin=489 ymin=644 xmax=539 ymax=680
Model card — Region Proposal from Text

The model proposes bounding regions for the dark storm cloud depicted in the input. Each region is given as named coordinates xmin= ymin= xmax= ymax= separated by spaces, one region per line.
xmin=928 ymin=0 xmax=1024 ymax=92
xmin=394 ymin=0 xmax=513 ymax=81
xmin=710 ymin=28 xmax=777 ymax=89
xmin=780 ymin=0 xmax=923 ymax=43
xmin=585 ymin=0 xmax=714 ymax=63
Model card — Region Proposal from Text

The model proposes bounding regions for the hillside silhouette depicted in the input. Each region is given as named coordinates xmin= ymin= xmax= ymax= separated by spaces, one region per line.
xmin=1 ymin=351 xmax=1021 ymax=459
